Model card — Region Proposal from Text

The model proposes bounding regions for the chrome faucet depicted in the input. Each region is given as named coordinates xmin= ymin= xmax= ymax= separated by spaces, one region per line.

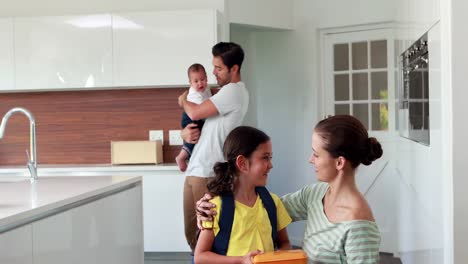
xmin=0 ymin=107 xmax=37 ymax=181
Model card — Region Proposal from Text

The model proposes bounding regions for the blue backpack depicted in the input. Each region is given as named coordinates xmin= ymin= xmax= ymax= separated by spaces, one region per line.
xmin=211 ymin=186 xmax=278 ymax=255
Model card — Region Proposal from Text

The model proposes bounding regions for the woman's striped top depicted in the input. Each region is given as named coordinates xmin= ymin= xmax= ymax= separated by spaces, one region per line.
xmin=281 ymin=182 xmax=381 ymax=264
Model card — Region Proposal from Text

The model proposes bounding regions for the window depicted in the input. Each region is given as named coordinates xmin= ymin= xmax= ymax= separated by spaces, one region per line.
xmin=323 ymin=28 xmax=396 ymax=133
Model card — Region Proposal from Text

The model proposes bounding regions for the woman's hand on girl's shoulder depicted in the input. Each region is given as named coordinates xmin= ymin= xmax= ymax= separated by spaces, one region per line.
xmin=196 ymin=193 xmax=217 ymax=229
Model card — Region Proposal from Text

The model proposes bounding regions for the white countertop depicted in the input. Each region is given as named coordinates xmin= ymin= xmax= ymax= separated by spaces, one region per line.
xmin=0 ymin=163 xmax=179 ymax=176
xmin=0 ymin=175 xmax=141 ymax=233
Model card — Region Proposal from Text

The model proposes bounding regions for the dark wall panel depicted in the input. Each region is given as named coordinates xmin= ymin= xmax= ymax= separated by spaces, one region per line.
xmin=0 ymin=88 xmax=187 ymax=165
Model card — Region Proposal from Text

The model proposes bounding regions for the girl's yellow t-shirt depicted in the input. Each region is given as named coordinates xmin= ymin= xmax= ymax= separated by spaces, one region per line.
xmin=201 ymin=192 xmax=292 ymax=256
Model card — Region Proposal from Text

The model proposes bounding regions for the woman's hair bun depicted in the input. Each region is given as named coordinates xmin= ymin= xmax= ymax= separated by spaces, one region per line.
xmin=362 ymin=137 xmax=383 ymax=165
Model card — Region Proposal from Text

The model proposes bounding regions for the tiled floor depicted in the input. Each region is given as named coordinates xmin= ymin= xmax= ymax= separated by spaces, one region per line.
xmin=144 ymin=252 xmax=402 ymax=264
xmin=145 ymin=252 xmax=192 ymax=264
xmin=379 ymin=252 xmax=403 ymax=264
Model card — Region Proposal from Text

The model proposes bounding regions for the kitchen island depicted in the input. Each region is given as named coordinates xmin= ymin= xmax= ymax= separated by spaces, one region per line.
xmin=0 ymin=175 xmax=143 ymax=264
xmin=0 ymin=164 xmax=189 ymax=252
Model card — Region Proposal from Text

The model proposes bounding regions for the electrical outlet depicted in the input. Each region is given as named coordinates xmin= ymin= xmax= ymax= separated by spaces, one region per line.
xmin=169 ymin=130 xmax=183 ymax=145
xmin=149 ymin=130 xmax=164 ymax=144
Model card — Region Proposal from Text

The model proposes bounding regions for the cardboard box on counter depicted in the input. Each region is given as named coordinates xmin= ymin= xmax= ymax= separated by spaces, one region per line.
xmin=111 ymin=140 xmax=163 ymax=165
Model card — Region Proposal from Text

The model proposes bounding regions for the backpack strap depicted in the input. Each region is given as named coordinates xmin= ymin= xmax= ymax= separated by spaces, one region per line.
xmin=211 ymin=192 xmax=235 ymax=255
xmin=212 ymin=188 xmax=278 ymax=255
xmin=255 ymin=186 xmax=278 ymax=249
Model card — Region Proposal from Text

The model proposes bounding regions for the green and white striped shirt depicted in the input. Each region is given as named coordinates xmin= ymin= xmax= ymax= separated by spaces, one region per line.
xmin=281 ymin=182 xmax=381 ymax=264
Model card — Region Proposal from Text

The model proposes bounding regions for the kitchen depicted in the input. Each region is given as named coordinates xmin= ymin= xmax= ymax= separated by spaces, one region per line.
xmin=0 ymin=0 xmax=466 ymax=263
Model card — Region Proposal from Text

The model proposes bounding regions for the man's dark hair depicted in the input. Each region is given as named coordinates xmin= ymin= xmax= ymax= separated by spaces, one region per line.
xmin=212 ymin=42 xmax=244 ymax=71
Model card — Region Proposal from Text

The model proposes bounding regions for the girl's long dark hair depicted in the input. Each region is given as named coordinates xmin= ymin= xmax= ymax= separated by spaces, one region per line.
xmin=207 ymin=126 xmax=270 ymax=195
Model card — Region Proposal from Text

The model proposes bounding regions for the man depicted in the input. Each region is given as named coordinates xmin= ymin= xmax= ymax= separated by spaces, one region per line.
xmin=178 ymin=42 xmax=249 ymax=252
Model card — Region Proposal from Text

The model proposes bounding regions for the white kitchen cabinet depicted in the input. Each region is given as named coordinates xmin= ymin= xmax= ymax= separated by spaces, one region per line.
xmin=2 ymin=9 xmax=224 ymax=91
xmin=0 ymin=18 xmax=14 ymax=91
xmin=142 ymin=170 xmax=189 ymax=252
xmin=112 ymin=9 xmax=222 ymax=87
xmin=0 ymin=225 xmax=33 ymax=264
xmin=14 ymin=14 xmax=113 ymax=90
xmin=32 ymin=185 xmax=143 ymax=264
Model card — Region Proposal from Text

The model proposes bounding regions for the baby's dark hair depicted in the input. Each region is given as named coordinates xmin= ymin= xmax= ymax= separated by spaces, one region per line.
xmin=187 ymin=63 xmax=206 ymax=78
xmin=314 ymin=115 xmax=383 ymax=168
xmin=207 ymin=126 xmax=270 ymax=195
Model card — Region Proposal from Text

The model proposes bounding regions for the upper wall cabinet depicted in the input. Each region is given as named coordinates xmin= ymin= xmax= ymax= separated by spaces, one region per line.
xmin=0 ymin=18 xmax=14 ymax=91
xmin=112 ymin=10 xmax=221 ymax=87
xmin=14 ymin=14 xmax=113 ymax=90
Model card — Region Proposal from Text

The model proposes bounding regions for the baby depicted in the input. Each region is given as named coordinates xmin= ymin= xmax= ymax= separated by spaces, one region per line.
xmin=175 ymin=63 xmax=212 ymax=171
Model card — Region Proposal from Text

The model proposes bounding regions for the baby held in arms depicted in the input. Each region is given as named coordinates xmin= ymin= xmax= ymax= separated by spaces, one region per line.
xmin=175 ymin=63 xmax=212 ymax=172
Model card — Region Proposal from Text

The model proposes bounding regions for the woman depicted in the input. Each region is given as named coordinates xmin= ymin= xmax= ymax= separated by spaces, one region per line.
xmin=196 ymin=115 xmax=382 ymax=263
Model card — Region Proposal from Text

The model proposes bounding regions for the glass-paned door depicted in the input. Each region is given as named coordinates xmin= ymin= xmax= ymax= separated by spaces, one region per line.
xmin=322 ymin=28 xmax=397 ymax=254
xmin=324 ymin=29 xmax=396 ymax=134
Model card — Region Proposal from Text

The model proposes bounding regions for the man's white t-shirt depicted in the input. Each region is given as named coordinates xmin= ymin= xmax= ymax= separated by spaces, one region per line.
xmin=185 ymin=81 xmax=249 ymax=177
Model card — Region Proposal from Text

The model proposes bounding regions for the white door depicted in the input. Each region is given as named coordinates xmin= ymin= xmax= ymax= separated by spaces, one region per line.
xmin=322 ymin=28 xmax=399 ymax=254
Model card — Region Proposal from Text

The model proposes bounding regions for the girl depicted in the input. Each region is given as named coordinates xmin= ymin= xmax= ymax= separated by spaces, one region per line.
xmin=194 ymin=126 xmax=292 ymax=264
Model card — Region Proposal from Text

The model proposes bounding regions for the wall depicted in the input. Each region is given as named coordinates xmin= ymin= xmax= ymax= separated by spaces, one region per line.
xmin=235 ymin=2 xmax=452 ymax=259
xmin=451 ymin=0 xmax=468 ymax=262
xmin=0 ymin=0 xmax=225 ymax=17
xmin=0 ymin=88 xmax=189 ymax=165
xmin=298 ymin=0 xmax=395 ymax=29
xmin=227 ymin=0 xmax=293 ymax=30
xmin=231 ymin=0 xmax=397 ymax=248
xmin=391 ymin=0 xmax=451 ymax=262
xmin=439 ymin=2 xmax=452 ymax=263
xmin=394 ymin=23 xmax=445 ymax=263
xmin=230 ymin=25 xmax=258 ymax=127
xmin=231 ymin=25 xmax=315 ymax=245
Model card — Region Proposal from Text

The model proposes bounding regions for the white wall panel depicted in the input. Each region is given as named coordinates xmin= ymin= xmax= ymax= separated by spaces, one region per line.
xmin=230 ymin=25 xmax=258 ymax=127
xmin=294 ymin=0 xmax=395 ymax=29
xmin=452 ymin=0 xmax=468 ymax=262
xmin=412 ymin=0 xmax=440 ymax=39
xmin=396 ymin=0 xmax=440 ymax=43
xmin=227 ymin=0 xmax=293 ymax=30
xmin=0 ymin=18 xmax=14 ymax=90
xmin=395 ymin=22 xmax=444 ymax=263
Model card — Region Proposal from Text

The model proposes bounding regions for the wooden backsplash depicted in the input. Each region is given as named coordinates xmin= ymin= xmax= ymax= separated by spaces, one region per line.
xmin=0 ymin=88 xmax=189 ymax=165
